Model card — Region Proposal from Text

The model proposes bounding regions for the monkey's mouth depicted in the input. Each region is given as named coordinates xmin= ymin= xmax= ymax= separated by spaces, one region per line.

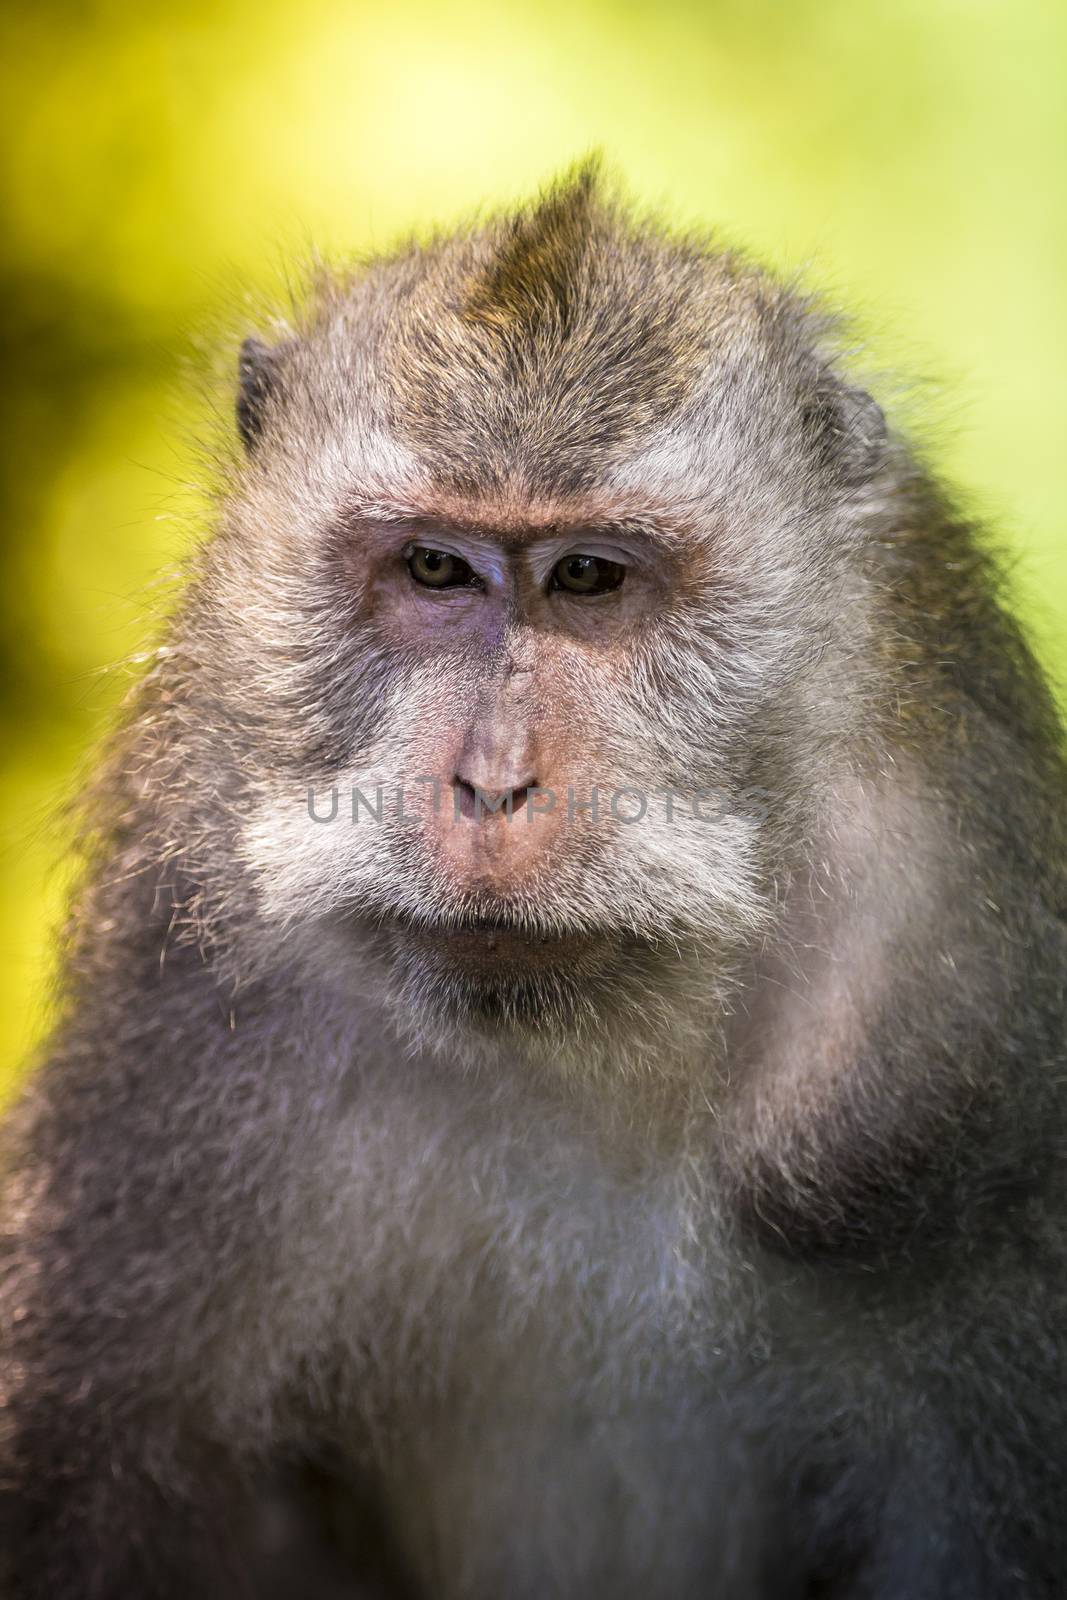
xmin=373 ymin=905 xmax=611 ymax=975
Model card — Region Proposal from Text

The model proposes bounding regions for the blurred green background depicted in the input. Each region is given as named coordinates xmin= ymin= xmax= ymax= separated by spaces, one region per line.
xmin=2 ymin=0 xmax=1065 ymax=1089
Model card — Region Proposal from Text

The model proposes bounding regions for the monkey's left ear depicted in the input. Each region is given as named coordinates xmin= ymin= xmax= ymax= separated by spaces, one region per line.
xmin=804 ymin=379 xmax=887 ymax=487
xmin=236 ymin=336 xmax=286 ymax=451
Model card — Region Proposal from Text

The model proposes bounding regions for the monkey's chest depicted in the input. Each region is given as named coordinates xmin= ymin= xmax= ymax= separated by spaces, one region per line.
xmin=325 ymin=1103 xmax=774 ymax=1596
xmin=374 ymin=1366 xmax=762 ymax=1599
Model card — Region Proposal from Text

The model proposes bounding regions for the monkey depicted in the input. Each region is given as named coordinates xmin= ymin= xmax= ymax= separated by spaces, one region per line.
xmin=2 ymin=161 xmax=1067 ymax=1599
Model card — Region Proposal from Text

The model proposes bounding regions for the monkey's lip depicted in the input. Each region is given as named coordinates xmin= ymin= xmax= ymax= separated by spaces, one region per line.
xmin=379 ymin=908 xmax=608 ymax=971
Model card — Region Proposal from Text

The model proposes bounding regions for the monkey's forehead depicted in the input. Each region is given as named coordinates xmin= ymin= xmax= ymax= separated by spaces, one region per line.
xmin=292 ymin=181 xmax=825 ymax=499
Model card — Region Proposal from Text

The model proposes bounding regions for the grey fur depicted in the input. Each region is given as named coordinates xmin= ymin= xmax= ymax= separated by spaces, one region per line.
xmin=3 ymin=166 xmax=1067 ymax=1598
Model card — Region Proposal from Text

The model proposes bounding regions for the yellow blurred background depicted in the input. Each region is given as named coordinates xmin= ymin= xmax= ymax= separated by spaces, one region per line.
xmin=2 ymin=0 xmax=1065 ymax=1088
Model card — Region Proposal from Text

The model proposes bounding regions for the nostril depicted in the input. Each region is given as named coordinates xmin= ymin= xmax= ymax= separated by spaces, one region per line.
xmin=453 ymin=777 xmax=478 ymax=820
xmin=453 ymin=775 xmax=537 ymax=819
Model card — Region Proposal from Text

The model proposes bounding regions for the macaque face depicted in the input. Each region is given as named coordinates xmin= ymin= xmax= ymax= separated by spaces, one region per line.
xmin=237 ymin=479 xmax=778 ymax=1034
xmin=337 ymin=511 xmax=677 ymax=987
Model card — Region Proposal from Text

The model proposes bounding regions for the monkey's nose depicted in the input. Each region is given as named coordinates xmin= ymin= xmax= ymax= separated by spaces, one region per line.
xmin=452 ymin=773 xmax=537 ymax=820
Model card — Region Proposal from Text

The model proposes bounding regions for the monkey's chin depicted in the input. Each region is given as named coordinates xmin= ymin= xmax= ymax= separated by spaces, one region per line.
xmin=394 ymin=955 xmax=613 ymax=1041
xmin=372 ymin=913 xmax=625 ymax=1038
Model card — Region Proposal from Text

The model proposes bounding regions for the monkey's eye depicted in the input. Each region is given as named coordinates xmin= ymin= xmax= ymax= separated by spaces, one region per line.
xmin=550 ymin=555 xmax=626 ymax=596
xmin=407 ymin=547 xmax=479 ymax=589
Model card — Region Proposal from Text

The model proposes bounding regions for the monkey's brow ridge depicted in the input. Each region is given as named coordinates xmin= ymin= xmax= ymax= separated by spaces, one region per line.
xmin=338 ymin=504 xmax=681 ymax=549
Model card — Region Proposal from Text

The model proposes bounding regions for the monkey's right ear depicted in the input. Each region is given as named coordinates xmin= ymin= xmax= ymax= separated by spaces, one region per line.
xmin=236 ymin=336 xmax=285 ymax=451
xmin=803 ymin=378 xmax=888 ymax=488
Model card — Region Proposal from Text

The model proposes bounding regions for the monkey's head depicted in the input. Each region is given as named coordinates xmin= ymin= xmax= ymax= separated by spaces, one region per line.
xmin=191 ymin=168 xmax=889 ymax=1056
